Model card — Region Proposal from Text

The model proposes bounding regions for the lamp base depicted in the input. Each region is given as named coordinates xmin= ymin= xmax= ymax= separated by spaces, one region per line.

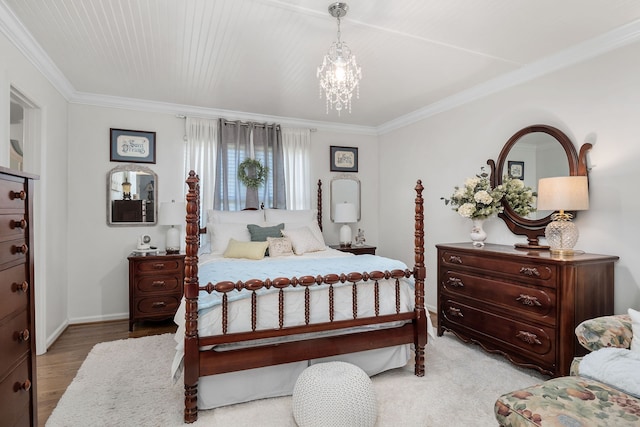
xmin=545 ymin=218 xmax=579 ymax=256
xmin=339 ymin=224 xmax=353 ymax=247
xmin=166 ymin=226 xmax=180 ymax=254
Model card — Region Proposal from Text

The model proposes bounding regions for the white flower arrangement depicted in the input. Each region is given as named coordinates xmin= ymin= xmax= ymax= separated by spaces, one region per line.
xmin=442 ymin=169 xmax=536 ymax=220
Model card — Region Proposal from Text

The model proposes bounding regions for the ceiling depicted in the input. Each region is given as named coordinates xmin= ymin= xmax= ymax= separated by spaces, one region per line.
xmin=3 ymin=0 xmax=640 ymax=132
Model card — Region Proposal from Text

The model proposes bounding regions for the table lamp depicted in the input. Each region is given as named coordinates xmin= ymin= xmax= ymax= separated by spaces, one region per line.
xmin=334 ymin=202 xmax=357 ymax=247
xmin=159 ymin=200 xmax=186 ymax=254
xmin=536 ymin=176 xmax=589 ymax=255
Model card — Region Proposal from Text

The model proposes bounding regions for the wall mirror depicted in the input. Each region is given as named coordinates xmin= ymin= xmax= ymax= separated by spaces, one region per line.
xmin=107 ymin=164 xmax=157 ymax=226
xmin=488 ymin=124 xmax=591 ymax=248
xmin=330 ymin=174 xmax=361 ymax=222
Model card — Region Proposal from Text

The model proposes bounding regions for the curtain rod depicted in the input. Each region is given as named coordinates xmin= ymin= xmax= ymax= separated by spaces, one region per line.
xmin=176 ymin=114 xmax=316 ymax=132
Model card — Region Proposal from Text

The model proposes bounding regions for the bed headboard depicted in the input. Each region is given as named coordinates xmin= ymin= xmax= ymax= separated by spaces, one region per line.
xmin=195 ymin=178 xmax=324 ymax=234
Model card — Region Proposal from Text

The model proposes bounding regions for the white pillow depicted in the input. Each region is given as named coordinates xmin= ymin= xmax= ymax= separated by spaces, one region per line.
xmin=209 ymin=223 xmax=251 ymax=253
xmin=284 ymin=221 xmax=326 ymax=247
xmin=265 ymin=208 xmax=316 ymax=225
xmin=207 ymin=209 xmax=264 ymax=224
xmin=267 ymin=236 xmax=294 ymax=257
xmin=629 ymin=308 xmax=640 ymax=353
xmin=281 ymin=226 xmax=325 ymax=255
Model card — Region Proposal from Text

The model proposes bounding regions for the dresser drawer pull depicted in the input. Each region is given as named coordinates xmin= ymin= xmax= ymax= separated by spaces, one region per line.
xmin=446 ymin=277 xmax=465 ymax=288
xmin=516 ymin=330 xmax=542 ymax=345
xmin=9 ymin=190 xmax=26 ymax=201
xmin=10 ymin=218 xmax=27 ymax=229
xmin=152 ymin=263 xmax=166 ymax=270
xmin=14 ymin=379 xmax=31 ymax=392
xmin=152 ymin=301 xmax=167 ymax=309
xmin=12 ymin=244 xmax=28 ymax=254
xmin=448 ymin=256 xmax=463 ymax=264
xmin=516 ymin=294 xmax=542 ymax=307
xmin=17 ymin=329 xmax=30 ymax=342
xmin=447 ymin=307 xmax=464 ymax=318
xmin=152 ymin=280 xmax=166 ymax=288
xmin=519 ymin=267 xmax=540 ymax=277
xmin=12 ymin=281 xmax=29 ymax=293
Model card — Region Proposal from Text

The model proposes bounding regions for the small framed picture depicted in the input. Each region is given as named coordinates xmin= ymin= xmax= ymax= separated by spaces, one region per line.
xmin=330 ymin=146 xmax=358 ymax=172
xmin=110 ymin=128 xmax=156 ymax=164
xmin=508 ymin=160 xmax=525 ymax=180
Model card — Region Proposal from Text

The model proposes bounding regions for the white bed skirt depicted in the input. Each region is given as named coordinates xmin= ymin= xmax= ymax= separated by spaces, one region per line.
xmin=197 ymin=344 xmax=411 ymax=410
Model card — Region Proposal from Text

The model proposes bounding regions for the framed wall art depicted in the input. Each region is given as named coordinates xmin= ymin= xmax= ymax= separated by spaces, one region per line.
xmin=508 ymin=160 xmax=525 ymax=180
xmin=330 ymin=146 xmax=358 ymax=172
xmin=110 ymin=128 xmax=156 ymax=164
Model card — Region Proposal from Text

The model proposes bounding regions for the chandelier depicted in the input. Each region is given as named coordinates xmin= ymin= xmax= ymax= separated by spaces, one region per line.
xmin=317 ymin=2 xmax=361 ymax=115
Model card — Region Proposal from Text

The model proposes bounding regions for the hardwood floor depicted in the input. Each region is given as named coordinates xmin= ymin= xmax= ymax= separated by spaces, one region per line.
xmin=36 ymin=319 xmax=176 ymax=426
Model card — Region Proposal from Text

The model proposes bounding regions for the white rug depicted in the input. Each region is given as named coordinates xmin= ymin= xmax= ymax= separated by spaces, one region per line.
xmin=46 ymin=333 xmax=547 ymax=426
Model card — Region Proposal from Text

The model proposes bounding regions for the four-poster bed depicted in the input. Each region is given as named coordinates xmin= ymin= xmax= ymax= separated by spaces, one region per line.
xmin=177 ymin=171 xmax=429 ymax=423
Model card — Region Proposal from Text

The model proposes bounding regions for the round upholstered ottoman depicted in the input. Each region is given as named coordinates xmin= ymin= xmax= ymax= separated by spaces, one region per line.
xmin=292 ymin=361 xmax=377 ymax=427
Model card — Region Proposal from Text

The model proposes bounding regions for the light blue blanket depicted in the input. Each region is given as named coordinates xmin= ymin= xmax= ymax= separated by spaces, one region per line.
xmin=197 ymin=254 xmax=412 ymax=311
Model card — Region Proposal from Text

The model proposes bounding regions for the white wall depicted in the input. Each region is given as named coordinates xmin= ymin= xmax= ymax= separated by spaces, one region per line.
xmin=0 ymin=31 xmax=69 ymax=352
xmin=379 ymin=41 xmax=640 ymax=314
xmin=66 ymin=106 xmax=379 ymax=324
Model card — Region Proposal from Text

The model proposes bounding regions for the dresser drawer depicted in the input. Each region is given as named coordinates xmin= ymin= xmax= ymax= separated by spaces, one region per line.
xmin=0 ymin=239 xmax=28 ymax=267
xmin=135 ymin=295 xmax=181 ymax=316
xmin=136 ymin=275 xmax=181 ymax=294
xmin=439 ymin=250 xmax=556 ymax=287
xmin=0 ymin=179 xmax=27 ymax=212
xmin=0 ymin=358 xmax=32 ymax=427
xmin=0 ymin=309 xmax=31 ymax=374
xmin=0 ymin=214 xmax=27 ymax=243
xmin=441 ymin=299 xmax=555 ymax=364
xmin=134 ymin=259 xmax=181 ymax=274
xmin=0 ymin=265 xmax=28 ymax=322
xmin=440 ymin=270 xmax=556 ymax=325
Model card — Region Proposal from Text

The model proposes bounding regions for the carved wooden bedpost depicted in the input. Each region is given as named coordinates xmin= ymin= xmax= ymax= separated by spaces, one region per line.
xmin=317 ymin=179 xmax=323 ymax=231
xmin=413 ymin=179 xmax=427 ymax=376
xmin=184 ymin=171 xmax=200 ymax=423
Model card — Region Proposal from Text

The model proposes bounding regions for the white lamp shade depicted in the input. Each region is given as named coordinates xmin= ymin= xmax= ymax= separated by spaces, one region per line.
xmin=159 ymin=201 xmax=186 ymax=225
xmin=334 ymin=202 xmax=357 ymax=224
xmin=537 ymin=176 xmax=589 ymax=211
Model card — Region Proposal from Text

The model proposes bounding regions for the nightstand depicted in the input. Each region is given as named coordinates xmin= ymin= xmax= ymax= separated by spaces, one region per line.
xmin=329 ymin=244 xmax=376 ymax=255
xmin=128 ymin=252 xmax=185 ymax=331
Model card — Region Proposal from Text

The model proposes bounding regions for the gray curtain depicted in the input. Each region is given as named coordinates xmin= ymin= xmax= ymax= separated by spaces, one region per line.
xmin=214 ymin=119 xmax=285 ymax=210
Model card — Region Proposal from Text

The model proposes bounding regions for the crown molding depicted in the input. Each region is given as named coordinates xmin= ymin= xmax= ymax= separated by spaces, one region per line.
xmin=69 ymin=92 xmax=378 ymax=136
xmin=0 ymin=0 xmax=74 ymax=99
xmin=377 ymin=19 xmax=640 ymax=135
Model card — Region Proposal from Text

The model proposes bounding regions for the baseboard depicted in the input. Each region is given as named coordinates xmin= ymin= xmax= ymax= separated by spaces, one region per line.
xmin=42 ymin=319 xmax=69 ymax=355
xmin=68 ymin=312 xmax=129 ymax=325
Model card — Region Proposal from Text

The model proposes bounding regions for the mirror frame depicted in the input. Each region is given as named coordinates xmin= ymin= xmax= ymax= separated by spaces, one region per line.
xmin=330 ymin=174 xmax=361 ymax=222
xmin=107 ymin=164 xmax=158 ymax=226
xmin=488 ymin=124 xmax=591 ymax=248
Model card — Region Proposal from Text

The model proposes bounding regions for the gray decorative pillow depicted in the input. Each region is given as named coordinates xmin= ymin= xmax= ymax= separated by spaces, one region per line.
xmin=247 ymin=223 xmax=284 ymax=256
xmin=266 ymin=237 xmax=294 ymax=257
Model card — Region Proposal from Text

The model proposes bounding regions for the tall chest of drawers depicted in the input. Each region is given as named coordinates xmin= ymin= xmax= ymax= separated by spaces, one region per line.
xmin=436 ymin=243 xmax=618 ymax=377
xmin=0 ymin=167 xmax=38 ymax=427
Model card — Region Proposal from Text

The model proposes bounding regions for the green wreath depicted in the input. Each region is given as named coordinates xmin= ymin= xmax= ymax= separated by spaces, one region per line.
xmin=238 ymin=158 xmax=269 ymax=189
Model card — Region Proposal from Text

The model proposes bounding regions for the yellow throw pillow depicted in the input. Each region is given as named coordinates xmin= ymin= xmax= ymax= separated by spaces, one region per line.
xmin=223 ymin=239 xmax=269 ymax=260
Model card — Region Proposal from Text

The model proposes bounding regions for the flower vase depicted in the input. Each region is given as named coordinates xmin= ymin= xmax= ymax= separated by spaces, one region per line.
xmin=470 ymin=219 xmax=487 ymax=247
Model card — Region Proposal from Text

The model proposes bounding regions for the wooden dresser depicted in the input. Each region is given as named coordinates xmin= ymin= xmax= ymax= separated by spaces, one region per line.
xmin=436 ymin=243 xmax=618 ymax=377
xmin=128 ymin=253 xmax=185 ymax=331
xmin=0 ymin=167 xmax=38 ymax=427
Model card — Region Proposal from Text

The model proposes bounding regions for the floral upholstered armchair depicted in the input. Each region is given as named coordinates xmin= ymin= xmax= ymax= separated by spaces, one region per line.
xmin=495 ymin=312 xmax=640 ymax=427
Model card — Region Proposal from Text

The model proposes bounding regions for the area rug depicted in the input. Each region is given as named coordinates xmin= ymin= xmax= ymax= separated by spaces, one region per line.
xmin=46 ymin=333 xmax=547 ymax=426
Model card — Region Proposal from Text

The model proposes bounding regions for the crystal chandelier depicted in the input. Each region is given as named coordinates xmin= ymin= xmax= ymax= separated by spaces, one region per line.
xmin=317 ymin=3 xmax=361 ymax=115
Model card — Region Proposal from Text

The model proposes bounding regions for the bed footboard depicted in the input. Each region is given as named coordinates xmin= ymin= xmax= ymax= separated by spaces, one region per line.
xmin=183 ymin=172 xmax=426 ymax=423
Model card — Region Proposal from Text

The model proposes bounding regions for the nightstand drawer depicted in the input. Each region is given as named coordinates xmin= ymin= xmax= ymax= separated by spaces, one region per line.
xmin=135 ymin=296 xmax=181 ymax=316
xmin=0 ymin=239 xmax=28 ymax=267
xmin=0 ymin=358 xmax=32 ymax=427
xmin=0 ymin=179 xmax=27 ymax=211
xmin=136 ymin=276 xmax=181 ymax=294
xmin=0 ymin=214 xmax=27 ymax=243
xmin=0 ymin=309 xmax=30 ymax=375
xmin=134 ymin=259 xmax=181 ymax=274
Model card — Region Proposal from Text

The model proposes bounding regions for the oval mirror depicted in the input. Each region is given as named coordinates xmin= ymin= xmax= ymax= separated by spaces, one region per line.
xmin=488 ymin=125 xmax=590 ymax=248
xmin=107 ymin=164 xmax=157 ymax=226
xmin=330 ymin=174 xmax=361 ymax=222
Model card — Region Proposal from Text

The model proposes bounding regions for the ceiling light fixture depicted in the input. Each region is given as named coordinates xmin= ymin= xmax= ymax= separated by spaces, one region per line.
xmin=317 ymin=2 xmax=361 ymax=115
